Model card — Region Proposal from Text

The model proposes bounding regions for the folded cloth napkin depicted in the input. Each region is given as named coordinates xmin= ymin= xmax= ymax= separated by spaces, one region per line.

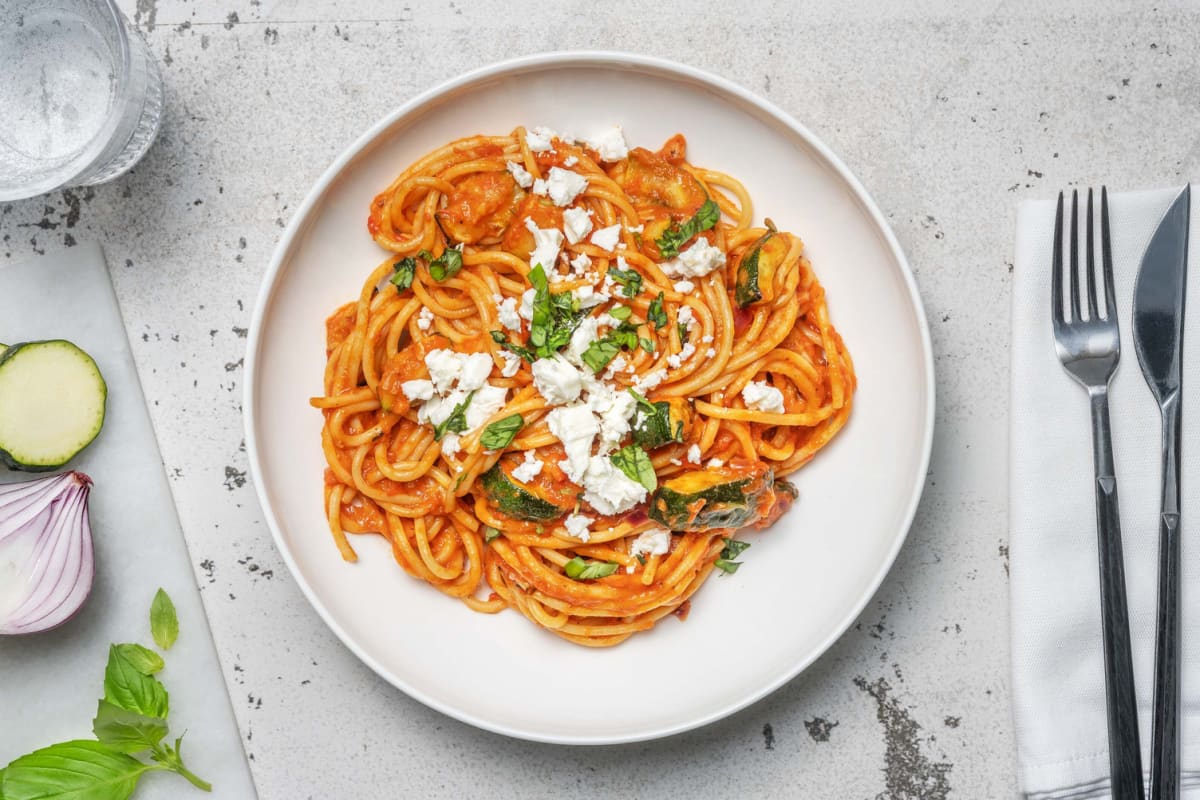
xmin=1011 ymin=184 xmax=1200 ymax=799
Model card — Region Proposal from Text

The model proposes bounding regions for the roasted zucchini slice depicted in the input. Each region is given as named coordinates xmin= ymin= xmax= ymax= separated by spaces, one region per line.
xmin=480 ymin=460 xmax=569 ymax=521
xmin=647 ymin=463 xmax=774 ymax=531
xmin=735 ymin=226 xmax=789 ymax=308
xmin=632 ymin=398 xmax=692 ymax=450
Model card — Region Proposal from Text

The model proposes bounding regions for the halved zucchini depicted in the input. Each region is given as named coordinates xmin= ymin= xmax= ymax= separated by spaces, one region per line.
xmin=0 ymin=340 xmax=107 ymax=471
xmin=735 ymin=225 xmax=789 ymax=308
xmin=480 ymin=460 xmax=569 ymax=521
xmin=632 ymin=398 xmax=692 ymax=450
xmin=647 ymin=463 xmax=774 ymax=531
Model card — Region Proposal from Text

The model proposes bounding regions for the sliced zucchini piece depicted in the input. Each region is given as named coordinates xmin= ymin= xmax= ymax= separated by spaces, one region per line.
xmin=647 ymin=463 xmax=773 ymax=531
xmin=735 ymin=226 xmax=789 ymax=308
xmin=0 ymin=340 xmax=107 ymax=471
xmin=632 ymin=398 xmax=692 ymax=450
xmin=480 ymin=460 xmax=568 ymax=521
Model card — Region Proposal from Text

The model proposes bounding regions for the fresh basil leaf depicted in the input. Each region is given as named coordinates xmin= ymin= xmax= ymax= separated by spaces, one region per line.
xmin=427 ymin=248 xmax=464 ymax=281
xmin=639 ymin=336 xmax=655 ymax=353
xmin=483 ymin=526 xmax=502 ymax=544
xmin=149 ymin=589 xmax=178 ymax=651
xmin=610 ymin=444 xmax=657 ymax=492
xmin=526 ymin=264 xmax=586 ymax=358
xmin=390 ymin=257 xmax=417 ymax=291
xmin=656 ymin=198 xmax=721 ymax=259
xmin=103 ymin=645 xmax=169 ymax=720
xmin=581 ymin=339 xmax=620 ymax=373
xmin=480 ymin=414 xmax=523 ymax=449
xmin=677 ymin=321 xmax=690 ymax=346
xmin=92 ymin=700 xmax=168 ymax=755
xmin=714 ymin=558 xmax=742 ymax=574
xmin=489 ymin=331 xmax=537 ymax=363
xmin=563 ymin=557 xmax=619 ymax=581
xmin=1 ymin=740 xmax=155 ymax=800
xmin=113 ymin=644 xmax=163 ymax=676
xmin=627 ymin=388 xmax=657 ymax=414
xmin=720 ymin=539 xmax=751 ymax=560
xmin=433 ymin=391 xmax=475 ymax=441
xmin=608 ymin=305 xmax=632 ymax=321
xmin=647 ymin=292 xmax=667 ymax=329
xmin=607 ymin=266 xmax=643 ymax=298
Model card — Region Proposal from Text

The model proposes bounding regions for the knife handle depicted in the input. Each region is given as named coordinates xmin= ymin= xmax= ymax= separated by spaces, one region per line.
xmin=1151 ymin=402 xmax=1182 ymax=800
xmin=1089 ymin=389 xmax=1145 ymax=800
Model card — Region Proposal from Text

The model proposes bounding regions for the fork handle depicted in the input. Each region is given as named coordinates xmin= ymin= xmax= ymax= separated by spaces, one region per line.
xmin=1150 ymin=398 xmax=1182 ymax=800
xmin=1089 ymin=388 xmax=1145 ymax=800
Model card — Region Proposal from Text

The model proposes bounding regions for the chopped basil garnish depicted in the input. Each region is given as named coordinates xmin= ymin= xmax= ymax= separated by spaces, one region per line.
xmin=607 ymin=265 xmax=643 ymax=298
xmin=433 ymin=391 xmax=474 ymax=441
xmin=647 ymin=292 xmax=668 ymax=330
xmin=639 ymin=336 xmax=656 ymax=353
xmin=610 ymin=443 xmax=657 ymax=492
xmin=480 ymin=413 xmax=523 ymax=449
xmin=714 ymin=558 xmax=742 ymax=574
xmin=390 ymin=257 xmax=417 ymax=291
xmin=608 ymin=305 xmax=632 ymax=321
xmin=628 ymin=388 xmax=657 ymax=414
xmin=581 ymin=338 xmax=621 ymax=373
xmin=563 ymin=557 xmax=619 ymax=580
xmin=656 ymin=198 xmax=721 ymax=259
xmin=715 ymin=538 xmax=750 ymax=574
xmin=527 ymin=264 xmax=585 ymax=358
xmin=419 ymin=247 xmax=464 ymax=281
xmin=483 ymin=526 xmax=502 ymax=543
xmin=489 ymin=330 xmax=537 ymax=363
xmin=677 ymin=321 xmax=690 ymax=346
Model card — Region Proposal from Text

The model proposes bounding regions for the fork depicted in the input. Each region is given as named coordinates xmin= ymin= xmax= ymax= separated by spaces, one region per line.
xmin=1051 ymin=187 xmax=1145 ymax=800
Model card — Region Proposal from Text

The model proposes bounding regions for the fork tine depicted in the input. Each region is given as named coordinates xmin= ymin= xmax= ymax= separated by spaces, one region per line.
xmin=1069 ymin=189 xmax=1082 ymax=322
xmin=1100 ymin=185 xmax=1116 ymax=318
xmin=1086 ymin=188 xmax=1100 ymax=319
xmin=1052 ymin=191 xmax=1065 ymax=325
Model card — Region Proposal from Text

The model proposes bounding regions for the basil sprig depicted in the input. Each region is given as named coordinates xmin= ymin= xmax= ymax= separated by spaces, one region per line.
xmin=433 ymin=391 xmax=475 ymax=441
xmin=480 ymin=414 xmax=524 ymax=450
xmin=580 ymin=319 xmax=642 ymax=373
xmin=0 ymin=588 xmax=213 ymax=799
xmin=528 ymin=264 xmax=585 ymax=358
xmin=563 ymin=557 xmax=619 ymax=581
xmin=483 ymin=526 xmax=502 ymax=543
xmin=610 ymin=443 xmax=657 ymax=492
xmin=647 ymin=292 xmax=668 ymax=330
xmin=715 ymin=538 xmax=751 ymax=574
xmin=606 ymin=265 xmax=643 ymax=298
xmin=419 ymin=248 xmax=464 ymax=281
xmin=656 ymin=198 xmax=720 ymax=259
xmin=390 ymin=256 xmax=417 ymax=291
xmin=489 ymin=330 xmax=536 ymax=363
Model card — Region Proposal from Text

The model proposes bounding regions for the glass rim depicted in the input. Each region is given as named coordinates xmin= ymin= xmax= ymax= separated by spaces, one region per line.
xmin=0 ymin=0 xmax=136 ymax=202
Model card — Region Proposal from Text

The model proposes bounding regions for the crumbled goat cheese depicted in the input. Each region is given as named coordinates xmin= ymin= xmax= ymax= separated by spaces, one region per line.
xmin=742 ymin=380 xmax=785 ymax=414
xmin=677 ymin=306 xmax=695 ymax=328
xmin=708 ymin=458 xmax=725 ymax=468
xmin=705 ymin=347 xmax=717 ymax=359
xmin=531 ymin=178 xmax=548 ymax=196
xmin=546 ymin=404 xmax=599 ymax=482
xmin=401 ymin=379 xmax=435 ymax=402
xmin=532 ymin=355 xmax=583 ymax=405
xmin=582 ymin=456 xmax=647 ymax=515
xmin=562 ymin=206 xmax=593 ymax=245
xmin=564 ymin=512 xmax=594 ymax=542
xmin=506 ymin=160 xmax=533 ymax=188
xmin=632 ymin=369 xmax=666 ymax=392
xmin=456 ymin=352 xmax=495 ymax=392
xmin=425 ymin=349 xmax=464 ymax=394
xmin=629 ymin=528 xmax=671 ymax=559
xmin=544 ymin=167 xmax=588 ymax=207
xmin=464 ymin=383 xmax=507 ymax=430
xmin=573 ymin=285 xmax=609 ymax=309
xmin=673 ymin=280 xmax=695 ymax=294
xmin=525 ymin=217 xmax=564 ymax=272
xmin=519 ymin=288 xmax=536 ymax=321
xmin=525 ymin=126 xmax=556 ymax=152
xmin=660 ymin=238 xmax=726 ymax=278
xmin=495 ymin=294 xmax=522 ymax=332
xmin=511 ymin=450 xmax=544 ymax=482
xmin=583 ymin=126 xmax=629 ymax=162
xmin=666 ymin=343 xmax=696 ymax=370
xmin=440 ymin=433 xmax=461 ymax=457
xmin=589 ymin=224 xmax=622 ymax=251
xmin=563 ymin=155 xmax=579 ymax=167
xmin=417 ymin=306 xmax=435 ymax=331
xmin=687 ymin=444 xmax=702 ymax=464
xmin=570 ymin=252 xmax=592 ymax=274
xmin=498 ymin=350 xmax=522 ymax=378
xmin=626 ymin=223 xmax=644 ymax=233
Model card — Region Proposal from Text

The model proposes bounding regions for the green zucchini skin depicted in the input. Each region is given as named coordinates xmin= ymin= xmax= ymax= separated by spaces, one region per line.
xmin=735 ymin=230 xmax=789 ymax=308
xmin=647 ymin=464 xmax=774 ymax=531
xmin=480 ymin=462 xmax=567 ymax=521
xmin=0 ymin=340 xmax=108 ymax=471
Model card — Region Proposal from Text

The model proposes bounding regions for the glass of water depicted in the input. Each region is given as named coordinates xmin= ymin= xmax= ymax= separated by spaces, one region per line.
xmin=0 ymin=0 xmax=164 ymax=202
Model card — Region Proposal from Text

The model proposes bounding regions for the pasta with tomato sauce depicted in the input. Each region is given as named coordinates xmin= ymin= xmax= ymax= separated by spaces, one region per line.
xmin=312 ymin=125 xmax=854 ymax=647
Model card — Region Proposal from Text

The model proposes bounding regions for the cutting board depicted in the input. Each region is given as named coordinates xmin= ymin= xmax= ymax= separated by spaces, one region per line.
xmin=0 ymin=243 xmax=257 ymax=799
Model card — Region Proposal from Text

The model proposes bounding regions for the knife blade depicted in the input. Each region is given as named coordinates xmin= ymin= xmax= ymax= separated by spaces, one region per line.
xmin=1132 ymin=184 xmax=1191 ymax=800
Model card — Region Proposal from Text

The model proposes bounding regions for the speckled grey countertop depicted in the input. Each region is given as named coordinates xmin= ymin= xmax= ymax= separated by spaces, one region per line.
xmin=3 ymin=1 xmax=1198 ymax=796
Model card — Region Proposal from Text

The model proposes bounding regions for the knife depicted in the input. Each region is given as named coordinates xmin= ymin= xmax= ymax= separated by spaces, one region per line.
xmin=1132 ymin=184 xmax=1191 ymax=800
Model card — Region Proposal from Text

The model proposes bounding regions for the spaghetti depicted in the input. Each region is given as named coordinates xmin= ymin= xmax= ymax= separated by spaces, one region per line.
xmin=312 ymin=126 xmax=854 ymax=647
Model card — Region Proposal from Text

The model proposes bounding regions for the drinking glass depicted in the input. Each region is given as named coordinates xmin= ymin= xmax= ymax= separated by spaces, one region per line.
xmin=0 ymin=0 xmax=164 ymax=201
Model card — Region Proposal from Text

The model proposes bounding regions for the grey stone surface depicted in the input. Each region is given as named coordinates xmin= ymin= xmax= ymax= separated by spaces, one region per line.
xmin=3 ymin=0 xmax=1199 ymax=796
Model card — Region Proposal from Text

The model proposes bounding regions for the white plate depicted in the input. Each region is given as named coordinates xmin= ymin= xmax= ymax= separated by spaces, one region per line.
xmin=245 ymin=52 xmax=934 ymax=745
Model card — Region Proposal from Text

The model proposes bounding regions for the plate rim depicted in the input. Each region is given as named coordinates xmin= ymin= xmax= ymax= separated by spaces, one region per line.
xmin=243 ymin=50 xmax=936 ymax=745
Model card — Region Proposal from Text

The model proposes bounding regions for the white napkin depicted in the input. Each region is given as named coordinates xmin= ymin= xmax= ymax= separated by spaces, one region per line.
xmin=1011 ymin=184 xmax=1200 ymax=799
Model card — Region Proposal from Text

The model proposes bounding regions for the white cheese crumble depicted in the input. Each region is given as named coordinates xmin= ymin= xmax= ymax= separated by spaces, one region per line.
xmin=584 ymin=125 xmax=629 ymax=162
xmin=573 ymin=285 xmax=609 ymax=309
xmin=401 ymin=379 xmax=434 ymax=402
xmin=667 ymin=342 xmax=696 ymax=370
xmin=673 ymin=280 xmax=695 ymax=294
xmin=629 ymin=528 xmax=671 ymax=559
xmin=582 ymin=456 xmax=647 ymax=515
xmin=519 ymin=288 xmax=536 ymax=322
xmin=511 ymin=450 xmax=544 ymax=483
xmin=457 ymin=352 xmax=494 ymax=392
xmin=532 ymin=178 xmax=548 ymax=197
xmin=562 ymin=206 xmax=594 ymax=245
xmin=708 ymin=458 xmax=725 ymax=468
xmin=632 ymin=369 xmax=666 ymax=392
xmin=546 ymin=403 xmax=599 ymax=482
xmin=564 ymin=512 xmax=594 ymax=542
xmin=498 ymin=350 xmax=522 ymax=378
xmin=417 ymin=306 xmax=435 ymax=331
xmin=742 ymin=380 xmax=785 ymax=414
xmin=532 ymin=354 xmax=583 ymax=405
xmin=677 ymin=306 xmax=695 ymax=328
xmin=494 ymin=294 xmax=522 ymax=332
xmin=687 ymin=444 xmax=702 ymax=464
xmin=705 ymin=347 xmax=717 ymax=359
xmin=506 ymin=160 xmax=534 ymax=188
xmin=626 ymin=223 xmax=644 ymax=234
xmin=563 ymin=155 xmax=579 ymax=167
xmin=464 ymin=383 xmax=507 ymax=430
xmin=525 ymin=217 xmax=564 ymax=272
xmin=544 ymin=167 xmax=589 ymax=207
xmin=409 ymin=350 xmax=511 ymax=439
xmin=660 ymin=238 xmax=727 ymax=278
xmin=440 ymin=433 xmax=461 ymax=457
xmin=525 ymin=126 xmax=556 ymax=152
xmin=425 ymin=349 xmax=464 ymax=394
xmin=570 ymin=252 xmax=592 ymax=274
xmin=589 ymin=224 xmax=622 ymax=251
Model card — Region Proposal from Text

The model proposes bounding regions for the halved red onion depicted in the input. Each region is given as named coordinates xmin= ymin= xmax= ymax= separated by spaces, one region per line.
xmin=0 ymin=472 xmax=94 ymax=635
